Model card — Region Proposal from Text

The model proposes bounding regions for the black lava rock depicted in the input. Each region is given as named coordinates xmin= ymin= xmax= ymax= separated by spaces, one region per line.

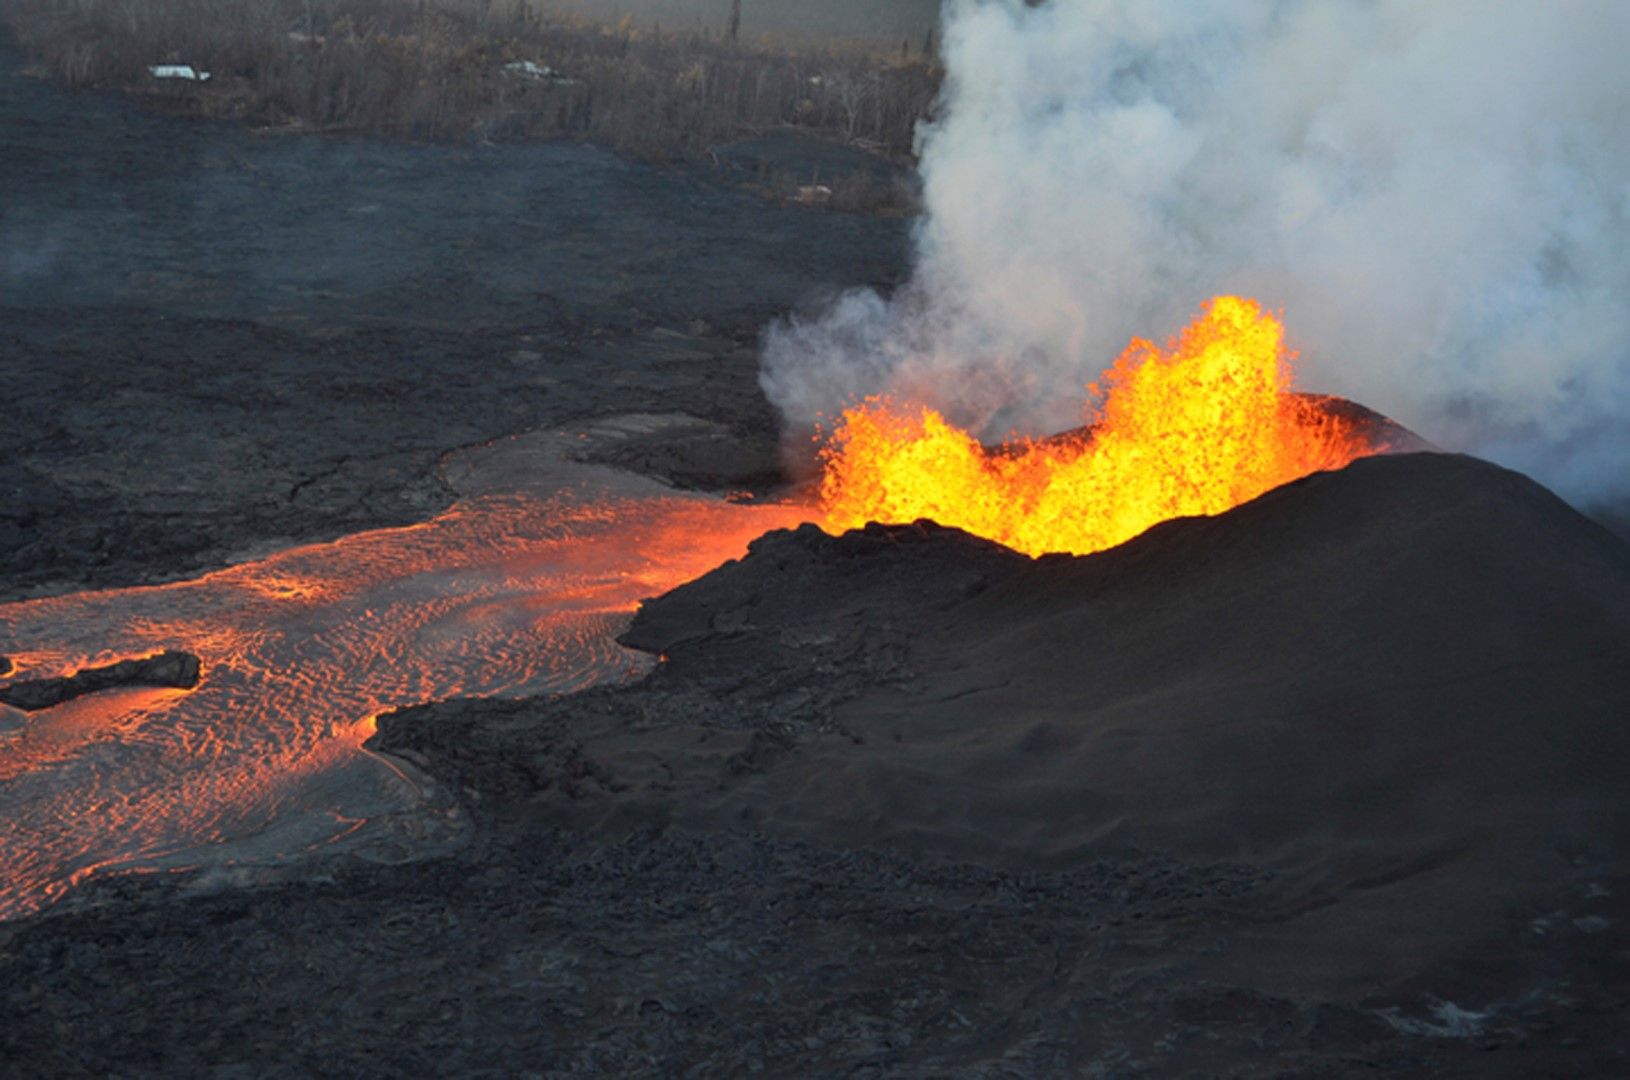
xmin=0 ymin=650 xmax=201 ymax=711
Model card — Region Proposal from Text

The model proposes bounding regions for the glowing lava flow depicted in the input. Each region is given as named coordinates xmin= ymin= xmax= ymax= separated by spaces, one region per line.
xmin=819 ymin=297 xmax=1380 ymax=556
xmin=0 ymin=425 xmax=807 ymax=920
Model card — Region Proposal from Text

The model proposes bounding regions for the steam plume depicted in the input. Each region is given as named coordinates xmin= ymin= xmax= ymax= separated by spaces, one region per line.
xmin=761 ymin=0 xmax=1630 ymax=504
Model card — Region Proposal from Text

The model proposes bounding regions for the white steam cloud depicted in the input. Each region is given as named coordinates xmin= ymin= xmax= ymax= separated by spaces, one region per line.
xmin=761 ymin=0 xmax=1630 ymax=503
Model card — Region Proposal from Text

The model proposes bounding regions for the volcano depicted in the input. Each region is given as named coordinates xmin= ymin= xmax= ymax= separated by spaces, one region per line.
xmin=5 ymin=0 xmax=1626 ymax=1069
xmin=6 ymin=441 xmax=1628 ymax=1074
xmin=620 ymin=451 xmax=1630 ymax=993
xmin=358 ymin=447 xmax=1630 ymax=1071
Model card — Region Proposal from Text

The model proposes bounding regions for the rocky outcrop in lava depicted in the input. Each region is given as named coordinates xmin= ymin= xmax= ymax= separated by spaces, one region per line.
xmin=0 ymin=651 xmax=201 ymax=711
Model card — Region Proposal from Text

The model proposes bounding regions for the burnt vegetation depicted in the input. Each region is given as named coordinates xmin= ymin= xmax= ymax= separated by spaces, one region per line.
xmin=0 ymin=0 xmax=941 ymax=172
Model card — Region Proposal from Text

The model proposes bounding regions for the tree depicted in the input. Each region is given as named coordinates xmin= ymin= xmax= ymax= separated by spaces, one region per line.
xmin=826 ymin=70 xmax=875 ymax=142
xmin=727 ymin=0 xmax=742 ymax=45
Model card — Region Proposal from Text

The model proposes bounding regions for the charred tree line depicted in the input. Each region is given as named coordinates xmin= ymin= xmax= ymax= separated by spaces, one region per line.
xmin=0 ymin=0 xmax=941 ymax=158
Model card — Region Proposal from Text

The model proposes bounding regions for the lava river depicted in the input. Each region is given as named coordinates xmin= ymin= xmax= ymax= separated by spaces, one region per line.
xmin=0 ymin=419 xmax=809 ymax=920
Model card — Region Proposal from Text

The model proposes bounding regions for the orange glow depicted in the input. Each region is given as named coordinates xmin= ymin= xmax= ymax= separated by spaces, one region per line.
xmin=0 ymin=483 xmax=808 ymax=920
xmin=819 ymin=296 xmax=1379 ymax=556
xmin=237 ymin=572 xmax=336 ymax=605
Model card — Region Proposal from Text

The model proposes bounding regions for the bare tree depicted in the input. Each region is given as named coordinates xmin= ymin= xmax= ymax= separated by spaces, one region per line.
xmin=826 ymin=70 xmax=874 ymax=142
xmin=727 ymin=0 xmax=741 ymax=45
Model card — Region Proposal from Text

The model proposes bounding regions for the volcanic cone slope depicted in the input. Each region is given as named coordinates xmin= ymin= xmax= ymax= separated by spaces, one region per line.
xmin=613 ymin=451 xmax=1630 ymax=996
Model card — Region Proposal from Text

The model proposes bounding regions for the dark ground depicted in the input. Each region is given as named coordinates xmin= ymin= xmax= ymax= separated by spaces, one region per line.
xmin=0 ymin=31 xmax=907 ymax=602
xmin=3 ymin=33 xmax=1629 ymax=1079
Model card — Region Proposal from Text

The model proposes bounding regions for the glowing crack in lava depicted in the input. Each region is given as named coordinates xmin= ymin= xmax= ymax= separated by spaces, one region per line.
xmin=819 ymin=296 xmax=1381 ymax=557
xmin=0 ymin=422 xmax=807 ymax=920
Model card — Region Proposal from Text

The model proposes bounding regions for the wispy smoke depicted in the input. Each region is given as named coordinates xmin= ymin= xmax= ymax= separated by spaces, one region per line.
xmin=761 ymin=0 xmax=1630 ymax=503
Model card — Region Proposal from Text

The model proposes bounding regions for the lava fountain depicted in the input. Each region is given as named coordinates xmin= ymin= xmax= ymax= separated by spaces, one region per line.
xmin=818 ymin=297 xmax=1383 ymax=556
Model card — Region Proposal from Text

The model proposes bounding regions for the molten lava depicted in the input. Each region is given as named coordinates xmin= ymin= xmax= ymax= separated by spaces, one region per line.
xmin=0 ymin=468 xmax=806 ymax=921
xmin=819 ymin=296 xmax=1380 ymax=556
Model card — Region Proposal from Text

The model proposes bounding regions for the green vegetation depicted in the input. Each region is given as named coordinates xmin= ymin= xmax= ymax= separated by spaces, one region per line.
xmin=0 ymin=0 xmax=941 ymax=162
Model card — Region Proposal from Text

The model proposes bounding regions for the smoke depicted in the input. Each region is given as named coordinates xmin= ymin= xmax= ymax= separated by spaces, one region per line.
xmin=760 ymin=0 xmax=1630 ymax=503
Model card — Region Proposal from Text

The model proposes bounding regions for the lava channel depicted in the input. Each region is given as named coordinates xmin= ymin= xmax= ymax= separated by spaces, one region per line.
xmin=0 ymin=422 xmax=807 ymax=920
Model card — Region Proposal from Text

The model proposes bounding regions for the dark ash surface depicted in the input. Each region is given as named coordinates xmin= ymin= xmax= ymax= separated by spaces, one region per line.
xmin=0 ymin=31 xmax=906 ymax=602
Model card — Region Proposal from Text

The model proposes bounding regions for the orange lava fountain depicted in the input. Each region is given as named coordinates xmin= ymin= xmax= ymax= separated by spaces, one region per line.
xmin=819 ymin=296 xmax=1380 ymax=556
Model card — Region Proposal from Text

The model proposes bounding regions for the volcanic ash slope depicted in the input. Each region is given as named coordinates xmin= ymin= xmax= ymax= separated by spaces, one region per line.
xmin=382 ymin=450 xmax=1630 ymax=1004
